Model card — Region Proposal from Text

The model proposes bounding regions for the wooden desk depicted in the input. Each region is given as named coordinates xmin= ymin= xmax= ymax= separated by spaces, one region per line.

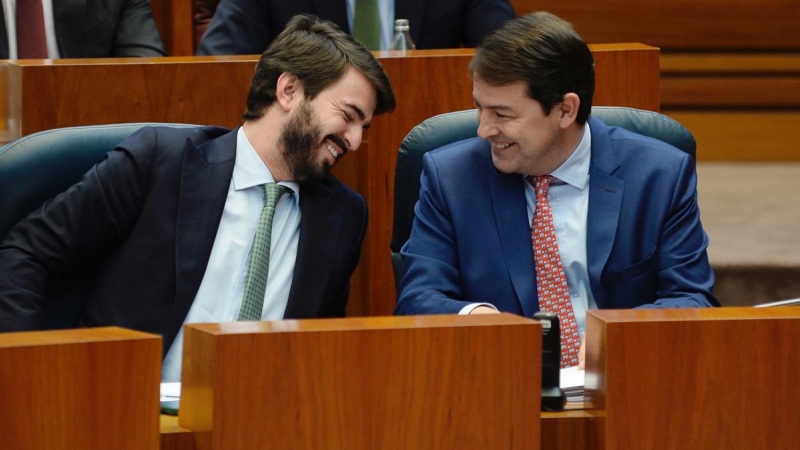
xmin=0 ymin=46 xmax=659 ymax=317
xmin=586 ymin=307 xmax=800 ymax=450
xmin=160 ymin=410 xmax=600 ymax=450
xmin=0 ymin=327 xmax=161 ymax=450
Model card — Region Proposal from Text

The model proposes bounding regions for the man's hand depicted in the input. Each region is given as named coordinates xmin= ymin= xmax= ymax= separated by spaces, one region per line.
xmin=578 ymin=333 xmax=586 ymax=369
xmin=470 ymin=306 xmax=501 ymax=314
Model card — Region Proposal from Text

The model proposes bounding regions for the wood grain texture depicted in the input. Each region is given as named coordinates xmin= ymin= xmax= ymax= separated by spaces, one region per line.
xmin=662 ymin=77 xmax=800 ymax=108
xmin=0 ymin=327 xmax=161 ymax=450
xmin=162 ymin=409 xmax=598 ymax=450
xmin=150 ymin=0 xmax=195 ymax=56
xmin=0 ymin=46 xmax=659 ymax=317
xmin=511 ymin=0 xmax=800 ymax=50
xmin=663 ymin=111 xmax=800 ymax=161
xmin=541 ymin=410 xmax=597 ymax=450
xmin=178 ymin=314 xmax=541 ymax=450
xmin=585 ymin=307 xmax=800 ymax=450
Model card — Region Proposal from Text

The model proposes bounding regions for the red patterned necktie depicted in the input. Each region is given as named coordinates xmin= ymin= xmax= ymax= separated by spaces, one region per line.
xmin=16 ymin=0 xmax=49 ymax=58
xmin=530 ymin=175 xmax=581 ymax=367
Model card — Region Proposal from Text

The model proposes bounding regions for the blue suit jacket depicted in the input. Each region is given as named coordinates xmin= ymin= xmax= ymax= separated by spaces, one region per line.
xmin=0 ymin=127 xmax=367 ymax=355
xmin=395 ymin=117 xmax=718 ymax=316
xmin=196 ymin=0 xmax=515 ymax=55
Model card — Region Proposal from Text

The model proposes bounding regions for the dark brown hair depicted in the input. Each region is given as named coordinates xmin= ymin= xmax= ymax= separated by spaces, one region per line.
xmin=243 ymin=14 xmax=396 ymax=121
xmin=470 ymin=12 xmax=595 ymax=125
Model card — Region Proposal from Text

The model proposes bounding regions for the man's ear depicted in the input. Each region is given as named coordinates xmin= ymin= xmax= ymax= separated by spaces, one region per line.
xmin=276 ymin=72 xmax=302 ymax=112
xmin=557 ymin=93 xmax=580 ymax=129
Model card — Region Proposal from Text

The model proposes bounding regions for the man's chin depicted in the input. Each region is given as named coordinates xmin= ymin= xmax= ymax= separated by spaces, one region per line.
xmin=294 ymin=163 xmax=330 ymax=185
xmin=491 ymin=156 xmax=517 ymax=174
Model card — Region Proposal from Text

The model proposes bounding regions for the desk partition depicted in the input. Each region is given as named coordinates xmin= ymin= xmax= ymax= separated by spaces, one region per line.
xmin=586 ymin=307 xmax=800 ymax=450
xmin=0 ymin=45 xmax=659 ymax=317
xmin=0 ymin=327 xmax=161 ymax=450
xmin=176 ymin=314 xmax=541 ymax=450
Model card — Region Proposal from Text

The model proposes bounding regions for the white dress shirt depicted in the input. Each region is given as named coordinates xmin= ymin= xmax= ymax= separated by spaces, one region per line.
xmin=161 ymin=127 xmax=301 ymax=382
xmin=461 ymin=124 xmax=598 ymax=335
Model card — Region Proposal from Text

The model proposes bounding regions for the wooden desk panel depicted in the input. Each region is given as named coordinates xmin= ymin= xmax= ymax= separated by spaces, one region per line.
xmin=0 ymin=327 xmax=161 ymax=450
xmin=162 ymin=410 xmax=599 ymax=450
xmin=179 ymin=314 xmax=540 ymax=450
xmin=586 ymin=307 xmax=800 ymax=450
xmin=511 ymin=0 xmax=800 ymax=50
xmin=0 ymin=46 xmax=659 ymax=317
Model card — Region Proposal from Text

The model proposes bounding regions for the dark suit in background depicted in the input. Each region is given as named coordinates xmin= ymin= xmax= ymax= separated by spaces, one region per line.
xmin=0 ymin=126 xmax=367 ymax=355
xmin=196 ymin=0 xmax=516 ymax=55
xmin=0 ymin=0 xmax=166 ymax=58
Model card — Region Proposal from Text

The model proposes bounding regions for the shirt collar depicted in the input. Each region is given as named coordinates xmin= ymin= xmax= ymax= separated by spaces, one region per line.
xmin=233 ymin=127 xmax=300 ymax=201
xmin=549 ymin=123 xmax=592 ymax=190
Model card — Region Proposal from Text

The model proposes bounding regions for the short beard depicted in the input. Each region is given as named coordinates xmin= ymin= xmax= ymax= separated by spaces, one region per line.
xmin=279 ymin=100 xmax=327 ymax=184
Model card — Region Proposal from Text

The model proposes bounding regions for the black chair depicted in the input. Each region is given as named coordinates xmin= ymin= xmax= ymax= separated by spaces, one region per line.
xmin=390 ymin=106 xmax=697 ymax=289
xmin=0 ymin=123 xmax=200 ymax=328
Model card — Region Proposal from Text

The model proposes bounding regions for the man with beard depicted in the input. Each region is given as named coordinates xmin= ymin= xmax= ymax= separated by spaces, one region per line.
xmin=0 ymin=14 xmax=395 ymax=382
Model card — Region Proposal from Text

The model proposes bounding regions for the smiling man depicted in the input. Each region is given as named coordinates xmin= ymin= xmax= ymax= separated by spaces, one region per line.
xmin=0 ymin=15 xmax=395 ymax=381
xmin=394 ymin=12 xmax=717 ymax=367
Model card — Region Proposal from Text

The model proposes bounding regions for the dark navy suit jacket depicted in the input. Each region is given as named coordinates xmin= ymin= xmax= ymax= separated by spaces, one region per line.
xmin=395 ymin=117 xmax=718 ymax=316
xmin=196 ymin=0 xmax=515 ymax=55
xmin=0 ymin=0 xmax=165 ymax=58
xmin=0 ymin=127 xmax=367 ymax=356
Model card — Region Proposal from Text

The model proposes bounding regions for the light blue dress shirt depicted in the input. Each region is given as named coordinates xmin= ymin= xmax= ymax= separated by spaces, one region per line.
xmin=461 ymin=125 xmax=598 ymax=336
xmin=346 ymin=0 xmax=395 ymax=51
xmin=524 ymin=124 xmax=597 ymax=335
xmin=161 ymin=127 xmax=301 ymax=382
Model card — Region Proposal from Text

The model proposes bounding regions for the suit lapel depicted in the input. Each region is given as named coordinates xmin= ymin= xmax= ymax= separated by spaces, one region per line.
xmin=586 ymin=118 xmax=623 ymax=308
xmin=489 ymin=170 xmax=537 ymax=317
xmin=312 ymin=0 xmax=351 ymax=33
xmin=283 ymin=180 xmax=340 ymax=318
xmin=395 ymin=0 xmax=427 ymax=44
xmin=168 ymin=131 xmax=237 ymax=340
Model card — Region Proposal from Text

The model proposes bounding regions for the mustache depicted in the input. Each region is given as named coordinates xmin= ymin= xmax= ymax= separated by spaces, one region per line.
xmin=326 ymin=135 xmax=349 ymax=154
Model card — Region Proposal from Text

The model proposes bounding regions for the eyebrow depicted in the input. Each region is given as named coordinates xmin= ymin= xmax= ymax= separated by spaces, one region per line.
xmin=344 ymin=102 xmax=372 ymax=130
xmin=344 ymin=102 xmax=367 ymax=121
xmin=473 ymin=98 xmax=514 ymax=112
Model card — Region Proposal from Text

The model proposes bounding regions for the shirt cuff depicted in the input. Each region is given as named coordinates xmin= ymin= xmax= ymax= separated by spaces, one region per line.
xmin=459 ymin=303 xmax=498 ymax=315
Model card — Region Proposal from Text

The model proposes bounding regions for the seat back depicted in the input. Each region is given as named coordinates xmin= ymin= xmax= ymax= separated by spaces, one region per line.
xmin=0 ymin=123 xmax=200 ymax=328
xmin=390 ymin=106 xmax=696 ymax=288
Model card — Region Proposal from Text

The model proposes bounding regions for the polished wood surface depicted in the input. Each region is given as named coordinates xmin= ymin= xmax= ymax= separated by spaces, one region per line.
xmin=511 ymin=0 xmax=800 ymax=49
xmin=0 ymin=46 xmax=659 ymax=317
xmin=0 ymin=327 xmax=161 ymax=450
xmin=161 ymin=410 xmax=598 ymax=450
xmin=178 ymin=314 xmax=541 ymax=450
xmin=150 ymin=0 xmax=195 ymax=57
xmin=585 ymin=307 xmax=800 ymax=450
xmin=511 ymin=2 xmax=800 ymax=162
xmin=660 ymin=52 xmax=800 ymax=161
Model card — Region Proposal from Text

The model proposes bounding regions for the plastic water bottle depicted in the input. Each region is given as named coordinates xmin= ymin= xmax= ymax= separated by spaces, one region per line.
xmin=390 ymin=19 xmax=416 ymax=51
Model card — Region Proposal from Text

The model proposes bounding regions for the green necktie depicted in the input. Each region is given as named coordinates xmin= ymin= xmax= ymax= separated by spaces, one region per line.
xmin=238 ymin=183 xmax=290 ymax=321
xmin=352 ymin=0 xmax=381 ymax=51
